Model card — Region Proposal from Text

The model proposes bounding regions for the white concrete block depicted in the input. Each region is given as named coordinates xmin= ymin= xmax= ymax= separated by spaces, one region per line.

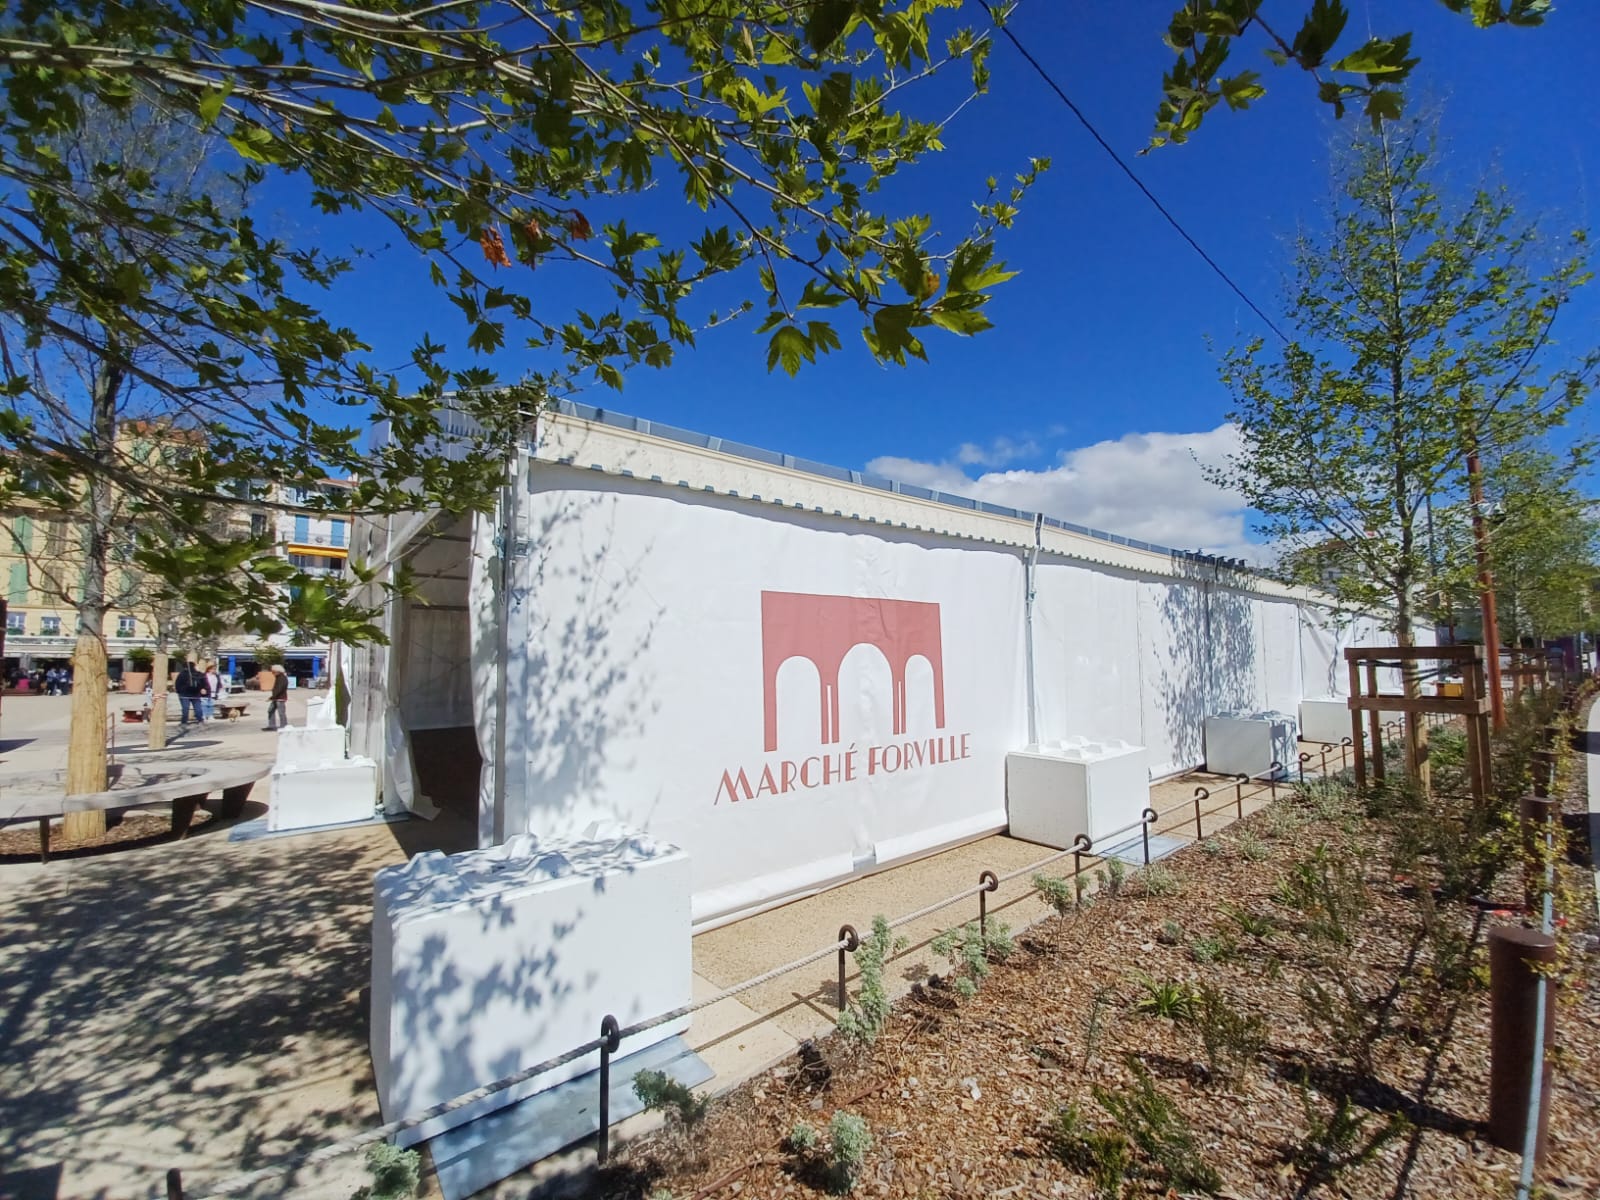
xmin=1300 ymin=698 xmax=1406 ymax=747
xmin=1006 ymin=737 xmax=1150 ymax=849
xmin=1204 ymin=712 xmax=1299 ymax=777
xmin=274 ymin=725 xmax=348 ymax=770
xmin=267 ymin=757 xmax=378 ymax=831
xmin=370 ymin=827 xmax=692 ymax=1144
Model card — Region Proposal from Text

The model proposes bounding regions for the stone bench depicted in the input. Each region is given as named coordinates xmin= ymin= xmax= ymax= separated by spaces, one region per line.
xmin=0 ymin=760 xmax=271 ymax=862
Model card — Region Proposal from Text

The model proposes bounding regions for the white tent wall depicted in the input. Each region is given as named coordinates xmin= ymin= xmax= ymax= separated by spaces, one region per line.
xmin=504 ymin=466 xmax=1029 ymax=926
xmin=1030 ymin=561 xmax=1143 ymax=748
xmin=354 ymin=403 xmax=1431 ymax=924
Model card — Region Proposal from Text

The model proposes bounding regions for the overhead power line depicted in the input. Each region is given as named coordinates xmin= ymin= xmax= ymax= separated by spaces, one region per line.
xmin=984 ymin=7 xmax=1291 ymax=343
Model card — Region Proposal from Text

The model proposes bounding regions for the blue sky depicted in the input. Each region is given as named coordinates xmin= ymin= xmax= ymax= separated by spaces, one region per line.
xmin=290 ymin=1 xmax=1600 ymax=556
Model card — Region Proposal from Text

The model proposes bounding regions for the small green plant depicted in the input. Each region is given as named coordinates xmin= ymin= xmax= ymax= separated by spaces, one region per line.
xmin=788 ymin=1120 xmax=819 ymax=1152
xmin=350 ymin=1143 xmax=421 ymax=1200
xmin=1275 ymin=844 xmax=1369 ymax=949
xmin=837 ymin=916 xmax=906 ymax=1044
xmin=1083 ymin=984 xmax=1119 ymax=1067
xmin=1075 ymin=871 xmax=1092 ymax=906
xmin=1189 ymin=933 xmax=1236 ymax=964
xmin=1131 ymin=974 xmax=1197 ymax=1020
xmin=1139 ymin=864 xmax=1181 ymax=898
xmin=930 ymin=919 xmax=1014 ymax=998
xmin=1094 ymin=1059 xmax=1222 ymax=1193
xmin=1033 ymin=872 xmax=1075 ymax=917
xmin=1102 ymin=856 xmax=1127 ymax=898
xmin=1219 ymin=903 xmax=1274 ymax=939
xmin=1050 ymin=1102 xmax=1132 ymax=1199
xmin=1265 ymin=803 xmax=1307 ymax=840
xmin=1298 ymin=973 xmax=1385 ymax=1074
xmin=1199 ymin=837 xmax=1223 ymax=856
xmin=126 ymin=645 xmax=155 ymax=671
xmin=1157 ymin=919 xmax=1184 ymax=945
xmin=1290 ymin=1087 xmax=1410 ymax=1186
xmin=1237 ymin=832 xmax=1271 ymax=862
xmin=252 ymin=641 xmax=286 ymax=667
xmin=827 ymin=1110 xmax=873 ymax=1193
xmin=1297 ymin=773 xmax=1355 ymax=821
xmin=1192 ymin=984 xmax=1265 ymax=1084
xmin=633 ymin=1068 xmax=709 ymax=1135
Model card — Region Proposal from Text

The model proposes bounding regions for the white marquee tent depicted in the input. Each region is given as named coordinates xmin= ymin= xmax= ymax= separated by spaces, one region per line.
xmin=350 ymin=402 xmax=1414 ymax=928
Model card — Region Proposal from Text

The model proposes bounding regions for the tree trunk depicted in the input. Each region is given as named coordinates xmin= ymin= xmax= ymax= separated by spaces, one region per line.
xmin=61 ymin=356 xmax=120 ymax=839
xmin=1395 ymin=589 xmax=1431 ymax=794
xmin=149 ymin=642 xmax=169 ymax=749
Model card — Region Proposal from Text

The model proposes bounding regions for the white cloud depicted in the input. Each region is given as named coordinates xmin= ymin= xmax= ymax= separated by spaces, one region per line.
xmin=867 ymin=424 xmax=1265 ymax=562
xmin=953 ymin=435 xmax=1039 ymax=467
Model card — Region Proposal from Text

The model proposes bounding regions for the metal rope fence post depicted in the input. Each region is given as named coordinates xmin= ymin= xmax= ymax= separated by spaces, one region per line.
xmin=1191 ymin=787 xmax=1208 ymax=839
xmin=1141 ymin=807 xmax=1156 ymax=866
xmin=977 ymin=871 xmax=998 ymax=941
xmin=1071 ymin=834 xmax=1092 ymax=903
xmin=836 ymin=925 xmax=859 ymax=1011
xmin=596 ymin=1015 xmax=621 ymax=1167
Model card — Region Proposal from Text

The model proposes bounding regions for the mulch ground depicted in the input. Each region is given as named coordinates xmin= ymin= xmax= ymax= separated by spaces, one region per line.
xmin=0 ymin=808 xmax=218 ymax=863
xmin=602 ymin=717 xmax=1600 ymax=1199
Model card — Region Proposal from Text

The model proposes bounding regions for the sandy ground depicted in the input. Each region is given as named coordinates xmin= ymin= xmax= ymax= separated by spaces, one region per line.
xmin=0 ymin=695 xmax=1330 ymax=1200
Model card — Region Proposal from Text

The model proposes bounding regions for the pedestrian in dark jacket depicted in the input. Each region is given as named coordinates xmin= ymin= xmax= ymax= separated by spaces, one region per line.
xmin=174 ymin=661 xmax=209 ymax=728
xmin=265 ymin=664 xmax=289 ymax=730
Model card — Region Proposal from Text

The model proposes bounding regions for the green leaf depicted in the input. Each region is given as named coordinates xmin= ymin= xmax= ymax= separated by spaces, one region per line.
xmin=806 ymin=0 xmax=854 ymax=53
xmin=766 ymin=324 xmax=812 ymax=376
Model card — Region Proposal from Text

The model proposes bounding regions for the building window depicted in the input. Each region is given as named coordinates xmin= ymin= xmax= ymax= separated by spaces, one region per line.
xmin=44 ymin=520 xmax=68 ymax=555
xmin=7 ymin=562 xmax=26 ymax=605
xmin=293 ymin=514 xmax=310 ymax=542
xmin=40 ymin=615 xmax=60 ymax=636
xmin=330 ymin=518 xmax=346 ymax=548
xmin=117 ymin=616 xmax=135 ymax=637
xmin=10 ymin=514 xmax=32 ymax=553
xmin=5 ymin=611 xmax=22 ymax=634
xmin=251 ymin=512 xmax=268 ymax=539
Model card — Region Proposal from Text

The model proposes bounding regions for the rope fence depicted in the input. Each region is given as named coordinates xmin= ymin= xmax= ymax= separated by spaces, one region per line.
xmin=170 ymin=706 xmax=1480 ymax=1199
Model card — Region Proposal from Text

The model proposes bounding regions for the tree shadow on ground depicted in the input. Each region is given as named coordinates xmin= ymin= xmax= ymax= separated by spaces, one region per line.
xmin=0 ymin=821 xmax=427 ymax=1198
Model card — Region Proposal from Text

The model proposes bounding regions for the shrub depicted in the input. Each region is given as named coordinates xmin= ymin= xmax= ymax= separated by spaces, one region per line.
xmin=1033 ymin=872 xmax=1075 ymax=917
xmin=837 ymin=916 xmax=906 ymax=1044
xmin=1131 ymin=974 xmax=1197 ymax=1021
xmin=1290 ymin=1087 xmax=1410 ymax=1186
xmin=1199 ymin=837 xmax=1224 ymax=856
xmin=1275 ymin=844 xmax=1368 ymax=949
xmin=252 ymin=641 xmax=286 ymax=667
xmin=1190 ymin=934 xmax=1236 ymax=965
xmin=1219 ymin=903 xmax=1274 ymax=939
xmin=1101 ymin=857 xmax=1127 ymax=898
xmin=1192 ymin=984 xmax=1265 ymax=1084
xmin=1156 ymin=919 xmax=1184 ymax=946
xmin=1296 ymin=773 xmax=1356 ymax=821
xmin=930 ymin=919 xmax=1013 ymax=999
xmin=827 ymin=1110 xmax=873 ymax=1193
xmin=632 ymin=1069 xmax=709 ymax=1157
xmin=1139 ymin=864 xmax=1181 ymax=898
xmin=1050 ymin=1102 xmax=1132 ymax=1199
xmin=126 ymin=645 xmax=155 ymax=670
xmin=788 ymin=1120 xmax=819 ymax=1152
xmin=1094 ymin=1059 xmax=1222 ymax=1194
xmin=350 ymin=1144 xmax=421 ymax=1200
xmin=1237 ymin=832 xmax=1271 ymax=862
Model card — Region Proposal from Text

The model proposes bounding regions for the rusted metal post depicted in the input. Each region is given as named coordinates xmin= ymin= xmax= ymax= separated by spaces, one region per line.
xmin=1268 ymin=762 xmax=1282 ymax=803
xmin=597 ymin=1014 xmax=621 ymax=1166
xmin=836 ymin=925 xmax=859 ymax=1011
xmin=1319 ymin=743 xmax=1331 ymax=776
xmin=1141 ymin=807 xmax=1157 ymax=865
xmin=1487 ymin=927 xmax=1556 ymax=1159
xmin=1234 ymin=774 xmax=1248 ymax=818
xmin=1298 ymin=752 xmax=1313 ymax=781
xmin=1192 ymin=787 xmax=1208 ymax=839
xmin=166 ymin=1169 xmax=183 ymax=1200
xmin=977 ymin=870 xmax=998 ymax=941
xmin=1072 ymin=833 xmax=1092 ymax=902
xmin=1341 ymin=736 xmax=1353 ymax=775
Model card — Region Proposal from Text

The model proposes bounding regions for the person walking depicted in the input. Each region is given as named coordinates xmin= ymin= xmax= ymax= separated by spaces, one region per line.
xmin=174 ymin=660 xmax=208 ymax=728
xmin=264 ymin=664 xmax=289 ymax=731
xmin=203 ymin=662 xmax=221 ymax=722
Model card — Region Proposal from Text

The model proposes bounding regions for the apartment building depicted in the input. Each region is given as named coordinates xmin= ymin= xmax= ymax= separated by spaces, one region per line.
xmin=1 ymin=446 xmax=352 ymax=685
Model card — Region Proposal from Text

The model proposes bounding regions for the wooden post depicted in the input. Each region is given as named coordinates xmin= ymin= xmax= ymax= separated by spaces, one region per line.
xmin=1462 ymin=650 xmax=1486 ymax=805
xmin=1349 ymin=656 xmax=1367 ymax=790
xmin=1365 ymin=660 xmax=1385 ymax=783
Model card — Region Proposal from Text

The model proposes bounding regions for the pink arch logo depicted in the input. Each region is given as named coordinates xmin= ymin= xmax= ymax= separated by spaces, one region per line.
xmin=761 ymin=590 xmax=946 ymax=752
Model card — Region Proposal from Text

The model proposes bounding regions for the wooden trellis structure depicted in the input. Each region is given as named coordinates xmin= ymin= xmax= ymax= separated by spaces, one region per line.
xmin=1503 ymin=647 xmax=1554 ymax=700
xmin=1345 ymin=644 xmax=1493 ymax=800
